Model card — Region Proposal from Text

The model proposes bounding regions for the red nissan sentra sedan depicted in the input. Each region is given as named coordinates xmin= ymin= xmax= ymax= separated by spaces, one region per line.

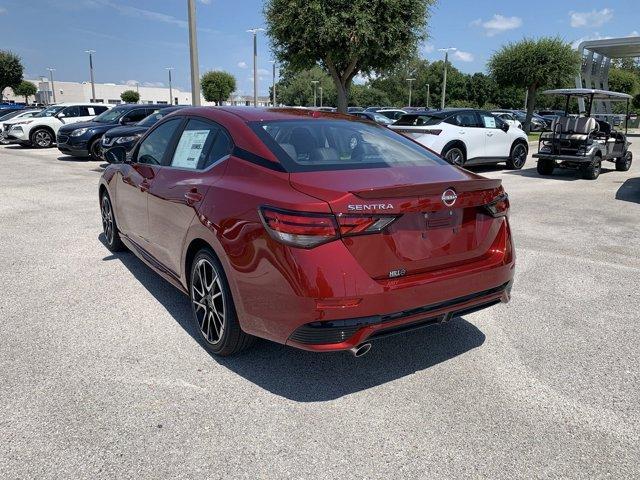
xmin=99 ymin=107 xmax=514 ymax=357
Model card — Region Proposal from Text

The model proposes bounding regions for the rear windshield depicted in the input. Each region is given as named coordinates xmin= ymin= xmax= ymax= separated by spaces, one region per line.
xmin=250 ymin=119 xmax=446 ymax=172
xmin=394 ymin=114 xmax=443 ymax=126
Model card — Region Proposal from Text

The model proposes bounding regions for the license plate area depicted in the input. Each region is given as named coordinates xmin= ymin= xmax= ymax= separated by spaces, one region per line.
xmin=424 ymin=208 xmax=462 ymax=230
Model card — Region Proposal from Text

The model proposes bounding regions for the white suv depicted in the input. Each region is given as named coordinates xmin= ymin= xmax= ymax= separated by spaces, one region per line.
xmin=391 ymin=109 xmax=529 ymax=169
xmin=5 ymin=103 xmax=110 ymax=148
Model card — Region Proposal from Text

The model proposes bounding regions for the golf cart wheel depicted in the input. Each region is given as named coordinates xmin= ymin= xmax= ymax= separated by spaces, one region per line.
xmin=582 ymin=156 xmax=601 ymax=180
xmin=615 ymin=151 xmax=632 ymax=172
xmin=30 ymin=128 xmax=54 ymax=148
xmin=537 ymin=159 xmax=555 ymax=175
xmin=507 ymin=142 xmax=528 ymax=170
xmin=442 ymin=146 xmax=465 ymax=166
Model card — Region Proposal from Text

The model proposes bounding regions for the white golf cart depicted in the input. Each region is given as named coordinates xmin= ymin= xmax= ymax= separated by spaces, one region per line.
xmin=533 ymin=88 xmax=633 ymax=180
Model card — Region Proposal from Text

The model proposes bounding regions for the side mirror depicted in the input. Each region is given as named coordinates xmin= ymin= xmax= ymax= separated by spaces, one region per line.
xmin=104 ymin=146 xmax=128 ymax=164
xmin=501 ymin=122 xmax=509 ymax=132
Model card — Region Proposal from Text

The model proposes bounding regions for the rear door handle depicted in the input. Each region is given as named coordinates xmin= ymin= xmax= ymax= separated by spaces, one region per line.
xmin=487 ymin=133 xmax=494 ymax=137
xmin=458 ymin=130 xmax=466 ymax=134
xmin=184 ymin=189 xmax=203 ymax=206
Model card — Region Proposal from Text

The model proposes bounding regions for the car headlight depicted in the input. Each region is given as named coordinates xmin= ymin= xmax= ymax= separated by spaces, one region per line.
xmin=115 ymin=135 xmax=140 ymax=144
xmin=70 ymin=128 xmax=90 ymax=137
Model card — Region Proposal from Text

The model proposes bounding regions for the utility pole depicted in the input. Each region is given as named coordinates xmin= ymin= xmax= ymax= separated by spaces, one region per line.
xmin=187 ymin=0 xmax=201 ymax=106
xmin=85 ymin=50 xmax=96 ymax=102
xmin=319 ymin=86 xmax=323 ymax=108
xmin=438 ymin=48 xmax=456 ymax=110
xmin=270 ymin=60 xmax=276 ymax=106
xmin=406 ymin=78 xmax=415 ymax=107
xmin=247 ymin=28 xmax=265 ymax=107
xmin=135 ymin=82 xmax=140 ymax=103
xmin=311 ymin=80 xmax=319 ymax=107
xmin=426 ymin=83 xmax=430 ymax=109
xmin=166 ymin=67 xmax=174 ymax=104
xmin=47 ymin=68 xmax=56 ymax=104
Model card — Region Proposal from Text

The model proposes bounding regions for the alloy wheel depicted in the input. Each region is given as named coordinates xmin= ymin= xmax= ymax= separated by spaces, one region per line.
xmin=34 ymin=130 xmax=52 ymax=147
xmin=445 ymin=148 xmax=464 ymax=166
xmin=513 ymin=144 xmax=527 ymax=168
xmin=101 ymin=196 xmax=114 ymax=244
xmin=191 ymin=258 xmax=226 ymax=345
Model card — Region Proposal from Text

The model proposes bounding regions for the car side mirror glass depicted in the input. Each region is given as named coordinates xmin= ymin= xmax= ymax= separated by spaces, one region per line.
xmin=501 ymin=122 xmax=509 ymax=132
xmin=104 ymin=146 xmax=128 ymax=164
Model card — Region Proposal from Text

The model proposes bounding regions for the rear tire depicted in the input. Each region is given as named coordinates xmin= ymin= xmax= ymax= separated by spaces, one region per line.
xmin=582 ymin=156 xmax=601 ymax=180
xmin=506 ymin=143 xmax=528 ymax=169
xmin=189 ymin=249 xmax=255 ymax=356
xmin=30 ymin=128 xmax=54 ymax=148
xmin=442 ymin=145 xmax=465 ymax=166
xmin=101 ymin=193 xmax=125 ymax=252
xmin=537 ymin=159 xmax=555 ymax=175
xmin=615 ymin=151 xmax=632 ymax=171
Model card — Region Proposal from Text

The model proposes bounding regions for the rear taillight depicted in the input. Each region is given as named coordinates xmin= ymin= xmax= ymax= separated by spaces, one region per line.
xmin=259 ymin=207 xmax=397 ymax=248
xmin=483 ymin=193 xmax=510 ymax=217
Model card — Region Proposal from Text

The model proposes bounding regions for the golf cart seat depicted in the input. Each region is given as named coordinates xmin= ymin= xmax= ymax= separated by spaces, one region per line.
xmin=551 ymin=116 xmax=597 ymax=140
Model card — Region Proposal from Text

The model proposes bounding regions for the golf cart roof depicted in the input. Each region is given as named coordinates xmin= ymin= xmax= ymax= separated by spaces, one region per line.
xmin=542 ymin=88 xmax=632 ymax=101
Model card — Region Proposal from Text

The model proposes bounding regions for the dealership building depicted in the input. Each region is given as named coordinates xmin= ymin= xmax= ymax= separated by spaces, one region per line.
xmin=2 ymin=78 xmax=271 ymax=107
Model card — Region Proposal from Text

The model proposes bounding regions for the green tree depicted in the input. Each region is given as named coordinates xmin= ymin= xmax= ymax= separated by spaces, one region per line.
xmin=608 ymin=67 xmax=638 ymax=95
xmin=13 ymin=80 xmax=37 ymax=104
xmin=349 ymin=84 xmax=390 ymax=107
xmin=0 ymin=50 xmax=24 ymax=101
xmin=265 ymin=0 xmax=435 ymax=113
xmin=120 ymin=89 xmax=140 ymax=103
xmin=201 ymin=71 xmax=236 ymax=105
xmin=488 ymin=37 xmax=581 ymax=132
xmin=274 ymin=66 xmax=336 ymax=107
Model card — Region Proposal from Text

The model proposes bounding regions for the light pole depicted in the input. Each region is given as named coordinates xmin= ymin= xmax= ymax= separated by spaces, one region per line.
xmin=187 ymin=0 xmax=201 ymax=106
xmin=85 ymin=50 xmax=96 ymax=102
xmin=426 ymin=83 xmax=430 ymax=109
xmin=406 ymin=78 xmax=415 ymax=107
xmin=311 ymin=80 xmax=319 ymax=107
xmin=438 ymin=47 xmax=456 ymax=110
xmin=166 ymin=67 xmax=174 ymax=105
xmin=247 ymin=27 xmax=265 ymax=107
xmin=319 ymin=86 xmax=323 ymax=108
xmin=270 ymin=60 xmax=277 ymax=106
xmin=135 ymin=82 xmax=140 ymax=103
xmin=47 ymin=68 xmax=56 ymax=104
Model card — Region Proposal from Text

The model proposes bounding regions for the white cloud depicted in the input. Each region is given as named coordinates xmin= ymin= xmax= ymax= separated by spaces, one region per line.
xmin=629 ymin=30 xmax=639 ymax=37
xmin=198 ymin=0 xmax=211 ymax=4
xmin=124 ymin=80 xmax=140 ymax=86
xmin=453 ymin=50 xmax=474 ymax=62
xmin=569 ymin=9 xmax=613 ymax=28
xmin=471 ymin=14 xmax=522 ymax=36
xmin=420 ymin=43 xmax=435 ymax=55
xmin=571 ymin=32 xmax=611 ymax=49
xmin=142 ymin=81 xmax=165 ymax=87
xmin=237 ymin=61 xmax=248 ymax=69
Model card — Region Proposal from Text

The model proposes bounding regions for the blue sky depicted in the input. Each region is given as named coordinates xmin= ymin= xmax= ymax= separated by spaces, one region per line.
xmin=1 ymin=0 xmax=639 ymax=95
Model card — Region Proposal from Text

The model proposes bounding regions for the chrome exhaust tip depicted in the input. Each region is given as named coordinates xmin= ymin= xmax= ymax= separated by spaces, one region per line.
xmin=350 ymin=343 xmax=372 ymax=358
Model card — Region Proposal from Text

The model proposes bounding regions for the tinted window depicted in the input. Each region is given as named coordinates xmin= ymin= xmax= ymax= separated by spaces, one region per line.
xmin=62 ymin=106 xmax=80 ymax=118
xmin=252 ymin=119 xmax=446 ymax=173
xmin=204 ymin=127 xmax=232 ymax=169
xmin=123 ymin=109 xmax=149 ymax=124
xmin=136 ymin=118 xmax=182 ymax=165
xmin=395 ymin=114 xmax=443 ymax=126
xmin=450 ymin=111 xmax=480 ymax=128
xmin=479 ymin=113 xmax=500 ymax=129
xmin=93 ymin=107 xmax=127 ymax=123
xmin=93 ymin=106 xmax=109 ymax=114
xmin=168 ymin=119 xmax=228 ymax=170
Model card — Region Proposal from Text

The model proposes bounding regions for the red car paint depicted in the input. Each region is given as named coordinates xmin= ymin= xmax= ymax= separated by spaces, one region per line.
xmin=100 ymin=107 xmax=515 ymax=352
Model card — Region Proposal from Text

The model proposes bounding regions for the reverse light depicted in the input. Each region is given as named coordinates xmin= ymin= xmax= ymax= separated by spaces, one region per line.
xmin=259 ymin=207 xmax=398 ymax=248
xmin=483 ymin=193 xmax=510 ymax=218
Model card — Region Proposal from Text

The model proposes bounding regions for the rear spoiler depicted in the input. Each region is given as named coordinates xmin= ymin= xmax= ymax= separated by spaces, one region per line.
xmin=352 ymin=178 xmax=503 ymax=199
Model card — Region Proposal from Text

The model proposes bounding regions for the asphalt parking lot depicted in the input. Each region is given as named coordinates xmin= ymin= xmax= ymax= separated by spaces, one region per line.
xmin=1 ymin=141 xmax=639 ymax=479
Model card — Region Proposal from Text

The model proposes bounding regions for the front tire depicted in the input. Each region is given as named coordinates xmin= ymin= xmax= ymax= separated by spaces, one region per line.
xmin=101 ymin=193 xmax=125 ymax=252
xmin=506 ymin=143 xmax=528 ymax=169
xmin=89 ymin=137 xmax=104 ymax=161
xmin=442 ymin=145 xmax=465 ymax=166
xmin=537 ymin=159 xmax=555 ymax=175
xmin=30 ymin=128 xmax=54 ymax=148
xmin=189 ymin=249 xmax=255 ymax=356
xmin=582 ymin=156 xmax=601 ymax=180
xmin=615 ymin=151 xmax=632 ymax=171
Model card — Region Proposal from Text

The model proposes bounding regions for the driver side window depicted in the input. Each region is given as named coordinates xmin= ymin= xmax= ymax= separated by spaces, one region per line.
xmin=61 ymin=106 xmax=80 ymax=118
xmin=136 ymin=118 xmax=182 ymax=165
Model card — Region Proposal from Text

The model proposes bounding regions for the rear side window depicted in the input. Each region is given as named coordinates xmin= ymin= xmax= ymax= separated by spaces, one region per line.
xmin=251 ymin=119 xmax=446 ymax=173
xmin=168 ymin=119 xmax=229 ymax=170
xmin=123 ymin=109 xmax=149 ymax=123
xmin=395 ymin=114 xmax=443 ymax=126
xmin=446 ymin=111 xmax=480 ymax=128
xmin=136 ymin=118 xmax=182 ymax=165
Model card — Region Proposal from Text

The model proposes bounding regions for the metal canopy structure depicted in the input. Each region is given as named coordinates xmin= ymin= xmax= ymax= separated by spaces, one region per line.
xmin=575 ymin=36 xmax=640 ymax=115
xmin=543 ymin=88 xmax=632 ymax=101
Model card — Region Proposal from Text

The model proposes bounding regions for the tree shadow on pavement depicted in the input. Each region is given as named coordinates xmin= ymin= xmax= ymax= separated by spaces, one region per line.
xmin=99 ymin=235 xmax=486 ymax=402
xmin=615 ymin=177 xmax=640 ymax=204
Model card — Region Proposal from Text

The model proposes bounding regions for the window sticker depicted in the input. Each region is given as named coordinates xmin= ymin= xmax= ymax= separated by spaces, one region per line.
xmin=172 ymin=129 xmax=210 ymax=169
xmin=483 ymin=116 xmax=496 ymax=128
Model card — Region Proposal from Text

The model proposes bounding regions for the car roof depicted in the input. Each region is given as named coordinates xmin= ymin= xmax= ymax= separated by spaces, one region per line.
xmin=174 ymin=106 xmax=357 ymax=122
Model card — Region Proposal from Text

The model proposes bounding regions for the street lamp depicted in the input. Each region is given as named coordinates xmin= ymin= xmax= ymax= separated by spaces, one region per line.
xmin=406 ymin=78 xmax=416 ymax=107
xmin=311 ymin=80 xmax=319 ymax=107
xmin=84 ymin=50 xmax=96 ymax=102
xmin=438 ymin=47 xmax=456 ymax=109
xmin=426 ymin=83 xmax=430 ymax=109
xmin=46 ymin=68 xmax=56 ymax=104
xmin=247 ymin=27 xmax=265 ymax=107
xmin=270 ymin=60 xmax=277 ymax=106
xmin=187 ymin=0 xmax=201 ymax=106
xmin=166 ymin=67 xmax=174 ymax=105
xmin=319 ymin=86 xmax=323 ymax=108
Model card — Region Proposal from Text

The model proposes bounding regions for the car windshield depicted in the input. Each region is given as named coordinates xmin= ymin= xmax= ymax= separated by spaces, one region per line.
xmin=394 ymin=114 xmax=443 ymax=126
xmin=137 ymin=110 xmax=168 ymax=127
xmin=34 ymin=106 xmax=65 ymax=118
xmin=251 ymin=119 xmax=446 ymax=173
xmin=0 ymin=110 xmax=25 ymax=121
xmin=93 ymin=108 xmax=126 ymax=123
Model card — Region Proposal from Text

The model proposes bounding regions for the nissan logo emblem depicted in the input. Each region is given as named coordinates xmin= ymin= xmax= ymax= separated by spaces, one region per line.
xmin=441 ymin=189 xmax=457 ymax=207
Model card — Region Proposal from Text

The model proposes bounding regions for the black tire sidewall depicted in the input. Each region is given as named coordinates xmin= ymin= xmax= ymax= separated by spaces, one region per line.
xmin=101 ymin=193 xmax=124 ymax=252
xmin=508 ymin=143 xmax=528 ymax=169
xmin=443 ymin=146 xmax=465 ymax=166
xmin=31 ymin=128 xmax=53 ymax=148
xmin=90 ymin=138 xmax=103 ymax=161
